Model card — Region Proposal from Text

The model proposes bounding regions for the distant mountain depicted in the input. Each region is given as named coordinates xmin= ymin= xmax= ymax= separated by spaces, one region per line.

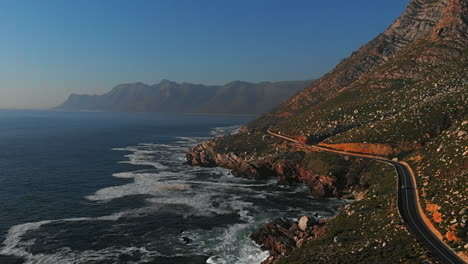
xmin=55 ymin=79 xmax=314 ymax=115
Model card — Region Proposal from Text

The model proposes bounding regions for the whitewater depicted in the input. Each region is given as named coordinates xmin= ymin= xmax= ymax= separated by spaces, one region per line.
xmin=0 ymin=111 xmax=344 ymax=264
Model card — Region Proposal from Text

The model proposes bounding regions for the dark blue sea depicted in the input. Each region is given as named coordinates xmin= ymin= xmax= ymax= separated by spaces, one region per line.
xmin=0 ymin=110 xmax=344 ymax=264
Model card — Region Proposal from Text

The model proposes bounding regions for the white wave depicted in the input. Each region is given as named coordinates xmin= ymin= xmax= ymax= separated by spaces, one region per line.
xmin=215 ymin=240 xmax=269 ymax=264
xmin=85 ymin=171 xmax=190 ymax=201
xmin=86 ymin=169 xmax=265 ymax=218
xmin=209 ymin=125 xmax=241 ymax=137
xmin=0 ymin=212 xmax=126 ymax=264
xmin=182 ymin=180 xmax=273 ymax=188
xmin=3 ymin=125 xmax=300 ymax=263
xmin=3 ymin=245 xmax=161 ymax=264
xmin=118 ymin=152 xmax=168 ymax=169
xmin=202 ymin=200 xmax=269 ymax=264
xmin=175 ymin=136 xmax=211 ymax=146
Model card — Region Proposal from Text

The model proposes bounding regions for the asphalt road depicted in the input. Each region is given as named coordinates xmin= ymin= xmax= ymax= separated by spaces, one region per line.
xmin=392 ymin=161 xmax=465 ymax=264
xmin=266 ymin=129 xmax=466 ymax=264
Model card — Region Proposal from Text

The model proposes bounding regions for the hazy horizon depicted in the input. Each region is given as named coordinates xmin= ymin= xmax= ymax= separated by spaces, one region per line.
xmin=0 ymin=0 xmax=408 ymax=109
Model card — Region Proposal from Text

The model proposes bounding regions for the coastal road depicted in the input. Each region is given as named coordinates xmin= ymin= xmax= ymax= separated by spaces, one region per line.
xmin=266 ymin=129 xmax=466 ymax=264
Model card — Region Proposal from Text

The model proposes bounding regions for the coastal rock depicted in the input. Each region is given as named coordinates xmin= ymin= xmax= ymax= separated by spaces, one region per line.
xmin=180 ymin=236 xmax=192 ymax=244
xmin=250 ymin=218 xmax=296 ymax=257
xmin=185 ymin=139 xmax=364 ymax=198
xmin=298 ymin=216 xmax=316 ymax=231
xmin=250 ymin=216 xmax=327 ymax=264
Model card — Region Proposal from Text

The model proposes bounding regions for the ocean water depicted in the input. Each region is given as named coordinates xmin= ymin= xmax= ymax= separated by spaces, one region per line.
xmin=0 ymin=110 xmax=345 ymax=264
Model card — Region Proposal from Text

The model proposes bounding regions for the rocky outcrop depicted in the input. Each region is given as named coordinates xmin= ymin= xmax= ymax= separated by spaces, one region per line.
xmin=186 ymin=141 xmax=275 ymax=179
xmin=186 ymin=141 xmax=362 ymax=198
xmin=250 ymin=216 xmax=327 ymax=264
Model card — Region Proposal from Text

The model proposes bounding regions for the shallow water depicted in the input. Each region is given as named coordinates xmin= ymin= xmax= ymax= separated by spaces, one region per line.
xmin=0 ymin=110 xmax=345 ymax=264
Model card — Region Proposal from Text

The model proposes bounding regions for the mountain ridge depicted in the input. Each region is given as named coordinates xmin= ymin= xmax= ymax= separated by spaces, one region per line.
xmin=55 ymin=79 xmax=314 ymax=115
xmin=249 ymin=0 xmax=466 ymax=129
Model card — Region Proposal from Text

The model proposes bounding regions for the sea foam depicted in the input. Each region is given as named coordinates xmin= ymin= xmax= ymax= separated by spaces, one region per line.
xmin=1 ymin=125 xmax=340 ymax=264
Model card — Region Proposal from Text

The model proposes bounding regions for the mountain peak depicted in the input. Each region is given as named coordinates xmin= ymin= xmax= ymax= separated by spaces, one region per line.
xmin=431 ymin=0 xmax=467 ymax=40
xmin=225 ymin=80 xmax=252 ymax=87
xmin=158 ymin=79 xmax=178 ymax=86
xmin=108 ymin=82 xmax=150 ymax=95
xmin=383 ymin=0 xmax=467 ymax=43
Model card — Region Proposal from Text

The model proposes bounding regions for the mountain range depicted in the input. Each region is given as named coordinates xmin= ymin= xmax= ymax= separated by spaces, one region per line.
xmin=55 ymin=79 xmax=314 ymax=115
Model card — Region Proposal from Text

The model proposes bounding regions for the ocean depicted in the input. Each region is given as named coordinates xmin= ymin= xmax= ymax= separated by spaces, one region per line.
xmin=0 ymin=110 xmax=345 ymax=264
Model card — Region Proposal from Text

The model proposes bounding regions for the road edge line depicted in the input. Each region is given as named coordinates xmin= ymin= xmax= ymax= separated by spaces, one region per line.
xmin=400 ymin=161 xmax=468 ymax=263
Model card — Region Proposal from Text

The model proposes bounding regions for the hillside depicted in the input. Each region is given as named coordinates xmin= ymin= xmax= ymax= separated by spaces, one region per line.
xmin=186 ymin=0 xmax=467 ymax=262
xmin=55 ymin=79 xmax=313 ymax=115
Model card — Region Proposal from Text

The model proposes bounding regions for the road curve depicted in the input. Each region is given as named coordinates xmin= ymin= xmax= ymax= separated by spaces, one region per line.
xmin=266 ymin=129 xmax=466 ymax=264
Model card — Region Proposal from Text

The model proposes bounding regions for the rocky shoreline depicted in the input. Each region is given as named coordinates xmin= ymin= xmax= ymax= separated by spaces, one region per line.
xmin=250 ymin=215 xmax=329 ymax=264
xmin=185 ymin=137 xmax=366 ymax=198
xmin=185 ymin=135 xmax=368 ymax=263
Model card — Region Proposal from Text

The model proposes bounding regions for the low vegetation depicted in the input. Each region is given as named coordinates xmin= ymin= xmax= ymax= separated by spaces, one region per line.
xmin=271 ymin=41 xmax=466 ymax=149
xmin=407 ymin=120 xmax=468 ymax=252
xmin=278 ymin=162 xmax=436 ymax=264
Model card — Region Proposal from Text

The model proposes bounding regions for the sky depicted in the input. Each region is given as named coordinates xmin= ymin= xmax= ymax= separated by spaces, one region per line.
xmin=0 ymin=0 xmax=409 ymax=109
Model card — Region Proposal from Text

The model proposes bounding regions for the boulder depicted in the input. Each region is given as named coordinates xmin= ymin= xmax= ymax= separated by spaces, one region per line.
xmin=298 ymin=216 xmax=309 ymax=231
xmin=298 ymin=216 xmax=317 ymax=231
xmin=250 ymin=216 xmax=326 ymax=264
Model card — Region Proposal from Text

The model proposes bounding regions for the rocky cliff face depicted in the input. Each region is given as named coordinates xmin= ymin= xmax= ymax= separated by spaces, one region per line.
xmin=257 ymin=0 xmax=467 ymax=149
xmin=250 ymin=0 xmax=466 ymax=126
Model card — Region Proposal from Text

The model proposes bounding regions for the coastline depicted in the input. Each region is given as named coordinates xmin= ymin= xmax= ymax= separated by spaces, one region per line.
xmin=185 ymin=129 xmax=454 ymax=263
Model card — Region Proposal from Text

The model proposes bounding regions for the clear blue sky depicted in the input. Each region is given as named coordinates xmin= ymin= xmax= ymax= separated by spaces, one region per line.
xmin=0 ymin=0 xmax=408 ymax=109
